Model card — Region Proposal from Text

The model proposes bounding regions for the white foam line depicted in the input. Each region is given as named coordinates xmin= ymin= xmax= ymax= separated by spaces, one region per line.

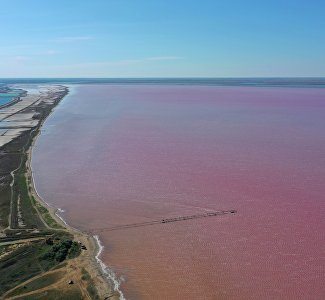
xmin=54 ymin=209 xmax=69 ymax=226
xmin=94 ymin=235 xmax=126 ymax=300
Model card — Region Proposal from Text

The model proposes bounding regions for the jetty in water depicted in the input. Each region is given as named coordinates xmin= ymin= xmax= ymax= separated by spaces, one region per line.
xmin=88 ymin=210 xmax=237 ymax=233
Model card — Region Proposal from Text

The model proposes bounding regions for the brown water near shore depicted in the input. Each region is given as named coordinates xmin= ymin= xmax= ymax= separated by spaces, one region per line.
xmin=32 ymin=85 xmax=325 ymax=299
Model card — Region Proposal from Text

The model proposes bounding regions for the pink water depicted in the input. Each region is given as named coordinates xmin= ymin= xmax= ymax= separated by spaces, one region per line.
xmin=33 ymin=85 xmax=325 ymax=299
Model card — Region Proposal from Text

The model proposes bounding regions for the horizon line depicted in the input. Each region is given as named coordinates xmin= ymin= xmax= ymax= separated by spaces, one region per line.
xmin=1 ymin=76 xmax=325 ymax=79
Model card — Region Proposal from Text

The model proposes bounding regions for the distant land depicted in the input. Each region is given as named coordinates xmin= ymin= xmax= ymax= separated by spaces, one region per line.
xmin=1 ymin=77 xmax=325 ymax=87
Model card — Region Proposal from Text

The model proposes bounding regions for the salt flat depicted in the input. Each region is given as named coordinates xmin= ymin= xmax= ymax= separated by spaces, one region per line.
xmin=3 ymin=128 xmax=30 ymax=136
xmin=5 ymin=113 xmax=37 ymax=122
xmin=0 ymin=86 xmax=65 ymax=148
xmin=0 ymin=120 xmax=39 ymax=128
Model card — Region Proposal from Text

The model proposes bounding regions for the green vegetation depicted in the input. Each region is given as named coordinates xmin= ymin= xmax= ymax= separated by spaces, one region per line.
xmin=6 ymin=271 xmax=64 ymax=297
xmin=13 ymin=172 xmax=46 ymax=229
xmin=0 ymin=183 xmax=11 ymax=229
xmin=31 ymin=197 xmax=64 ymax=229
xmin=0 ymin=245 xmax=8 ymax=256
xmin=51 ymin=261 xmax=67 ymax=271
xmin=0 ymin=136 xmax=25 ymax=229
xmin=81 ymin=268 xmax=91 ymax=281
xmin=42 ymin=239 xmax=81 ymax=262
xmin=81 ymin=268 xmax=100 ymax=300
xmin=0 ymin=117 xmax=63 ymax=231
xmin=0 ymin=234 xmax=80 ymax=295
xmin=87 ymin=283 xmax=99 ymax=300
xmin=0 ymin=127 xmax=63 ymax=231
xmin=2 ymin=231 xmax=54 ymax=241
xmin=87 ymin=284 xmax=100 ymax=300
xmin=68 ymin=240 xmax=82 ymax=259
xmin=0 ymin=87 xmax=75 ymax=297
xmin=0 ymin=242 xmax=50 ymax=294
xmin=0 ymin=95 xmax=66 ymax=230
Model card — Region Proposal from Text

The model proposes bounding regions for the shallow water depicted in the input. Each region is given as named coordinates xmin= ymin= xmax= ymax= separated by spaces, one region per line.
xmin=0 ymin=93 xmax=20 ymax=106
xmin=33 ymin=84 xmax=325 ymax=299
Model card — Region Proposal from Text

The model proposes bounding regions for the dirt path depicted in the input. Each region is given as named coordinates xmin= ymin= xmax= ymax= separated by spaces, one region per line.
xmin=2 ymin=268 xmax=62 ymax=299
xmin=0 ymin=237 xmax=45 ymax=247
xmin=3 ymin=265 xmax=92 ymax=300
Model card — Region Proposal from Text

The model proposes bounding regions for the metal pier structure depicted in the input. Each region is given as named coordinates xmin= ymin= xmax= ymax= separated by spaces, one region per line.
xmin=88 ymin=209 xmax=237 ymax=233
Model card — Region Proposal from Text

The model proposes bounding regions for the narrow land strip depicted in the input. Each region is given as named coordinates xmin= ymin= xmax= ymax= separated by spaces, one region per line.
xmin=0 ymin=86 xmax=119 ymax=300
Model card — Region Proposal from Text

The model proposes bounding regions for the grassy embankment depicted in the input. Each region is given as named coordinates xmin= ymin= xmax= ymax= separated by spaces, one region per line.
xmin=0 ymin=233 xmax=81 ymax=295
xmin=81 ymin=268 xmax=100 ymax=300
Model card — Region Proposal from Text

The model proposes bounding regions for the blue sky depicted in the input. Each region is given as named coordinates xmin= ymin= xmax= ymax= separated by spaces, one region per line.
xmin=0 ymin=0 xmax=324 ymax=77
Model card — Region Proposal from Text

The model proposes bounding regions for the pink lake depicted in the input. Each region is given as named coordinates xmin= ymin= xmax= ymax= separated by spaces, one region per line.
xmin=32 ymin=84 xmax=325 ymax=299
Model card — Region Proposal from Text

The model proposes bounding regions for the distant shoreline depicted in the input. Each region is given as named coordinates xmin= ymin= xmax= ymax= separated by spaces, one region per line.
xmin=2 ymin=77 xmax=325 ymax=88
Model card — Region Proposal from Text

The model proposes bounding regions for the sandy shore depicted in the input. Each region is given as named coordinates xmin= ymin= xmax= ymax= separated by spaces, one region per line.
xmin=10 ymin=85 xmax=121 ymax=299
